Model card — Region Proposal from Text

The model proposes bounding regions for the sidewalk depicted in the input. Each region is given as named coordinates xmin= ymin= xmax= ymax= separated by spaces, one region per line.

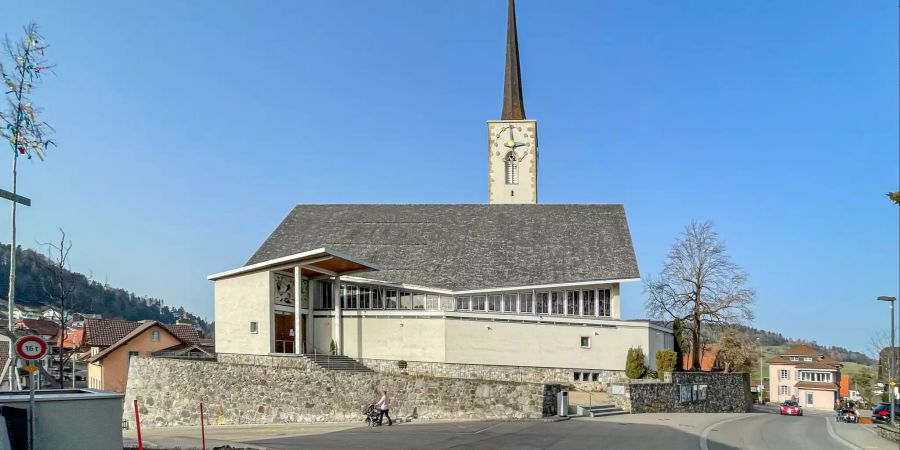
xmin=827 ymin=415 xmax=896 ymax=450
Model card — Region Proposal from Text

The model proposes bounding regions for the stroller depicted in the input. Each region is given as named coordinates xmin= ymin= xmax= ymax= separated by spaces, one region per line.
xmin=364 ymin=404 xmax=382 ymax=427
xmin=840 ymin=407 xmax=859 ymax=423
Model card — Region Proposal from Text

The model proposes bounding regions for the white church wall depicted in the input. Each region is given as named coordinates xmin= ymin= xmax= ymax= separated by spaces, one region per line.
xmin=340 ymin=316 xmax=447 ymax=362
xmin=214 ymin=271 xmax=273 ymax=355
xmin=444 ymin=319 xmax=655 ymax=371
xmin=312 ymin=316 xmax=333 ymax=354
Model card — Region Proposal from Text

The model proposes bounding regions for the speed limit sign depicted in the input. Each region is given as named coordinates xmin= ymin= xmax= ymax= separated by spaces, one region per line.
xmin=15 ymin=336 xmax=47 ymax=361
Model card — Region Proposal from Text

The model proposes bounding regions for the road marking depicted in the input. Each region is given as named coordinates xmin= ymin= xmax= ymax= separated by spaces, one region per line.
xmin=824 ymin=417 xmax=865 ymax=450
xmin=699 ymin=415 xmax=754 ymax=450
xmin=471 ymin=423 xmax=503 ymax=434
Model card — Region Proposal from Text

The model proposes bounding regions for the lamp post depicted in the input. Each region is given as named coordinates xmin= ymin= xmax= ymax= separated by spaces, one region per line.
xmin=877 ymin=295 xmax=897 ymax=426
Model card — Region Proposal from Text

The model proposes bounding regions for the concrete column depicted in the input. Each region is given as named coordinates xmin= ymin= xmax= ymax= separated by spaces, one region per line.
xmin=306 ymin=280 xmax=315 ymax=354
xmin=333 ymin=275 xmax=342 ymax=355
xmin=294 ymin=266 xmax=301 ymax=355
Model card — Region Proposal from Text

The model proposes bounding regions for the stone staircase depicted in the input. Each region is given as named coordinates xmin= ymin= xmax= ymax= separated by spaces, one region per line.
xmin=303 ymin=354 xmax=374 ymax=373
xmin=576 ymin=404 xmax=627 ymax=418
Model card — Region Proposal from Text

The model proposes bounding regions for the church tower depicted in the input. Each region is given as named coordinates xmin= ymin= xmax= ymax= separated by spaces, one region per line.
xmin=488 ymin=0 xmax=538 ymax=204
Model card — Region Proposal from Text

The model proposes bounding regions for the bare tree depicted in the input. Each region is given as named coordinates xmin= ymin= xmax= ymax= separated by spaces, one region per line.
xmin=0 ymin=23 xmax=55 ymax=332
xmin=718 ymin=328 xmax=757 ymax=373
xmin=39 ymin=229 xmax=75 ymax=385
xmin=867 ymin=330 xmax=895 ymax=382
xmin=645 ymin=220 xmax=756 ymax=370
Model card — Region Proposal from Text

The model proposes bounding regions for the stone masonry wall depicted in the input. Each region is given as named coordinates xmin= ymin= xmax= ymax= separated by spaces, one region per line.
xmin=360 ymin=358 xmax=624 ymax=391
xmin=124 ymin=356 xmax=557 ymax=427
xmin=609 ymin=372 xmax=751 ymax=414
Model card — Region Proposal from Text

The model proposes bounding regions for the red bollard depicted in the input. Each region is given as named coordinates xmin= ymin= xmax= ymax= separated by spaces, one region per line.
xmin=134 ymin=399 xmax=143 ymax=450
xmin=200 ymin=402 xmax=207 ymax=450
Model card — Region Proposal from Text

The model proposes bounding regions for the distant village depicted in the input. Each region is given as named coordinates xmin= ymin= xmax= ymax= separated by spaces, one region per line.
xmin=1 ymin=300 xmax=213 ymax=393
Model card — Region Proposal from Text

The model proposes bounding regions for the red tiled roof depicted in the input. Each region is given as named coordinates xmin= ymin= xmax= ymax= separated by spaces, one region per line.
xmin=85 ymin=318 xmax=199 ymax=347
xmin=682 ymin=344 xmax=721 ymax=372
xmin=15 ymin=319 xmax=60 ymax=337
xmin=781 ymin=345 xmax=821 ymax=357
xmin=794 ymin=381 xmax=838 ymax=391
xmin=56 ymin=328 xmax=84 ymax=350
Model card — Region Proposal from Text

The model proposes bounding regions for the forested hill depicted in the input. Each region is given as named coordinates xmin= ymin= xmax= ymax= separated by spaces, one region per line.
xmin=706 ymin=323 xmax=874 ymax=366
xmin=0 ymin=243 xmax=209 ymax=333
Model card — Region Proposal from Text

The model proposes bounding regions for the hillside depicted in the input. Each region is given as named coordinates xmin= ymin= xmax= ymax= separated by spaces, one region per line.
xmin=704 ymin=323 xmax=874 ymax=366
xmin=0 ymin=243 xmax=209 ymax=333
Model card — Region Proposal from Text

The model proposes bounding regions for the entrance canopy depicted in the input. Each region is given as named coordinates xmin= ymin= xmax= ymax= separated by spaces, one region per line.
xmin=207 ymin=247 xmax=379 ymax=281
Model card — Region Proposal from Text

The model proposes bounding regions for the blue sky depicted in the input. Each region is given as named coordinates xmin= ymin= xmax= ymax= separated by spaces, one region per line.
xmin=0 ymin=1 xmax=896 ymax=352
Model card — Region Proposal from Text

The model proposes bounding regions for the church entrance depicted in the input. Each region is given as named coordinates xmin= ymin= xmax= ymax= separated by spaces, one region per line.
xmin=274 ymin=311 xmax=295 ymax=353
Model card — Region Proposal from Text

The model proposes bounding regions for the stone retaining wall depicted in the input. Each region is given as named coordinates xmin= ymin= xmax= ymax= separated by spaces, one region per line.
xmin=359 ymin=358 xmax=623 ymax=391
xmin=876 ymin=424 xmax=899 ymax=442
xmin=124 ymin=356 xmax=558 ymax=427
xmin=609 ymin=372 xmax=751 ymax=414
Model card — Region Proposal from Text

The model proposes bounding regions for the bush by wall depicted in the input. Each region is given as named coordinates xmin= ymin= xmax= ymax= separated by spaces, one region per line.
xmin=626 ymin=347 xmax=647 ymax=379
xmin=656 ymin=350 xmax=677 ymax=376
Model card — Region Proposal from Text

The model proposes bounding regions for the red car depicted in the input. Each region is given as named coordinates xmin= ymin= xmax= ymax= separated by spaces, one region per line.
xmin=780 ymin=400 xmax=803 ymax=416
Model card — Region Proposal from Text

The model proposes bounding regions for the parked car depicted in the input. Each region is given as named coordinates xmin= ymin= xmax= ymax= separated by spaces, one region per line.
xmin=780 ymin=400 xmax=803 ymax=416
xmin=871 ymin=403 xmax=900 ymax=424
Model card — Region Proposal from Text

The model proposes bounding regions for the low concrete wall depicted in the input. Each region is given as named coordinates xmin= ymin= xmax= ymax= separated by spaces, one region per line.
xmin=360 ymin=358 xmax=624 ymax=391
xmin=609 ymin=372 xmax=751 ymax=414
xmin=124 ymin=356 xmax=558 ymax=427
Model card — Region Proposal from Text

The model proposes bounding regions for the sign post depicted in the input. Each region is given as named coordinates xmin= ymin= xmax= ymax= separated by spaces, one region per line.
xmin=16 ymin=336 xmax=47 ymax=450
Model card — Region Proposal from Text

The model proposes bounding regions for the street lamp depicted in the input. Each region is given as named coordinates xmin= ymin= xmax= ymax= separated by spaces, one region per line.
xmin=877 ymin=295 xmax=897 ymax=426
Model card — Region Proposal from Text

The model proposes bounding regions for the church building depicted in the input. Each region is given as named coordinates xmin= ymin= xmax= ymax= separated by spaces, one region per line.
xmin=209 ymin=1 xmax=673 ymax=383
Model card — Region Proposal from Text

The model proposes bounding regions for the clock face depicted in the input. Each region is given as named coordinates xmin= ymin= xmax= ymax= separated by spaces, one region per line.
xmin=491 ymin=123 xmax=533 ymax=160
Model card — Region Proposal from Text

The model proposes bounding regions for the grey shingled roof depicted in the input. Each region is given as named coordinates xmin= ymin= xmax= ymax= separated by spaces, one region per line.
xmin=247 ymin=204 xmax=639 ymax=291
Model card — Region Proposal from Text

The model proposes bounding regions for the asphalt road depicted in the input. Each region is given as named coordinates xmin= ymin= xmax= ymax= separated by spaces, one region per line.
xmin=249 ymin=419 xmax=710 ymax=450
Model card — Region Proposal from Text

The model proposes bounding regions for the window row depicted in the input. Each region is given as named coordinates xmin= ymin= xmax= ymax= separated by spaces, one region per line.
xmin=799 ymin=371 xmax=832 ymax=383
xmin=455 ymin=289 xmax=612 ymax=317
xmin=314 ymin=282 xmax=613 ymax=318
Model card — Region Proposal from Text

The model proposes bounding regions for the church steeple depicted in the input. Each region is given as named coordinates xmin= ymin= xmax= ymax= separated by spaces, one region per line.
xmin=501 ymin=0 xmax=526 ymax=121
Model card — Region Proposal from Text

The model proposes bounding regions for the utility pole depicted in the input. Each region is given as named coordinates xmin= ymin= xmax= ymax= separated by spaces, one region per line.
xmin=877 ymin=296 xmax=897 ymax=426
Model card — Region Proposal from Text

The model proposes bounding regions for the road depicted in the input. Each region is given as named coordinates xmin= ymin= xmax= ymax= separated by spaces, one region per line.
xmin=126 ymin=407 xmax=897 ymax=449
xmin=704 ymin=407 xmax=890 ymax=450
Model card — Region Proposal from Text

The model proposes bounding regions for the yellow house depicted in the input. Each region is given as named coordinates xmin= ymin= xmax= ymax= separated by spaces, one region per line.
xmin=85 ymin=319 xmax=200 ymax=392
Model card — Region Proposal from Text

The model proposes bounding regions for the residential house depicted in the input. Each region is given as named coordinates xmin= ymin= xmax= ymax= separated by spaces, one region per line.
xmin=682 ymin=344 xmax=724 ymax=372
xmin=84 ymin=318 xmax=200 ymax=392
xmin=15 ymin=318 xmax=61 ymax=346
xmin=768 ymin=344 xmax=842 ymax=410
xmin=40 ymin=306 xmax=62 ymax=322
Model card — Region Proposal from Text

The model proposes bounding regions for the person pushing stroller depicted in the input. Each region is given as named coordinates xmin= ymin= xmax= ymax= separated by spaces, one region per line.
xmin=375 ymin=390 xmax=392 ymax=426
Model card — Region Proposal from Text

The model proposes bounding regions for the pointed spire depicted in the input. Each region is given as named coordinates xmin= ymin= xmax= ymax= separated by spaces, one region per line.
xmin=501 ymin=0 xmax=526 ymax=120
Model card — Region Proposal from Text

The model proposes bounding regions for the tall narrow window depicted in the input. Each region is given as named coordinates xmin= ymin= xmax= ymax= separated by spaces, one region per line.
xmin=385 ymin=290 xmax=398 ymax=309
xmin=520 ymin=293 xmax=534 ymax=313
xmin=566 ymin=291 xmax=579 ymax=315
xmin=551 ymin=291 xmax=564 ymax=315
xmin=504 ymin=152 xmax=518 ymax=185
xmin=536 ymin=292 xmax=549 ymax=314
xmin=582 ymin=290 xmax=596 ymax=316
xmin=473 ymin=295 xmax=486 ymax=311
xmin=503 ymin=294 xmax=516 ymax=312
xmin=456 ymin=296 xmax=471 ymax=311
xmin=598 ymin=289 xmax=611 ymax=317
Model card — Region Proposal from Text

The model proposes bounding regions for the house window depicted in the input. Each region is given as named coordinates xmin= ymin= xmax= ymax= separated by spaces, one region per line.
xmin=582 ymin=290 xmax=596 ymax=316
xmin=150 ymin=330 xmax=160 ymax=342
xmin=520 ymin=293 xmax=534 ymax=313
xmin=473 ymin=295 xmax=486 ymax=311
xmin=779 ymin=386 xmax=789 ymax=395
xmin=566 ymin=291 xmax=579 ymax=315
xmin=413 ymin=293 xmax=426 ymax=310
xmin=502 ymin=294 xmax=516 ymax=313
xmin=803 ymin=357 xmax=812 ymax=362
xmin=551 ymin=291 xmax=565 ymax=315
xmin=456 ymin=296 xmax=471 ymax=311
xmin=573 ymin=372 xmax=581 ymax=381
xmin=789 ymin=356 xmax=799 ymax=361
xmin=581 ymin=337 xmax=591 ymax=348
xmin=800 ymin=372 xmax=832 ymax=383
xmin=779 ymin=369 xmax=789 ymax=380
xmin=426 ymin=294 xmax=441 ymax=310
xmin=385 ymin=290 xmax=398 ymax=309
xmin=250 ymin=321 xmax=258 ymax=334
xmin=487 ymin=295 xmax=502 ymax=312
xmin=504 ymin=152 xmax=518 ymax=185
xmin=598 ymin=289 xmax=611 ymax=317
xmin=536 ymin=292 xmax=549 ymax=314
